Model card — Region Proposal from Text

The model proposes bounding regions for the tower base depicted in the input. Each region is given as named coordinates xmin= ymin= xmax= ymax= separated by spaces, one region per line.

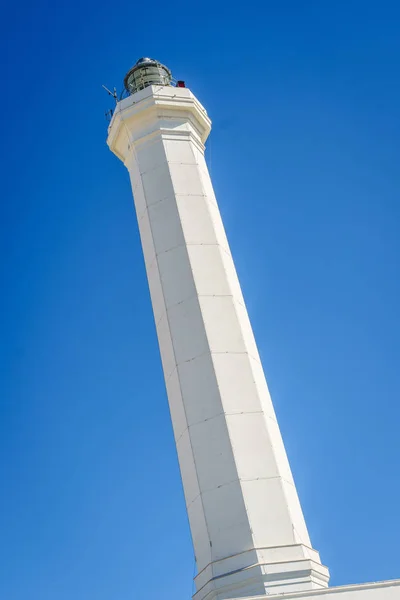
xmin=194 ymin=544 xmax=329 ymax=600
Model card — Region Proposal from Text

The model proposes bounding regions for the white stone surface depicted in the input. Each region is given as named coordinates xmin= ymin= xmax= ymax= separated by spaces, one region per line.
xmin=107 ymin=84 xmax=331 ymax=600
xmin=235 ymin=579 xmax=400 ymax=600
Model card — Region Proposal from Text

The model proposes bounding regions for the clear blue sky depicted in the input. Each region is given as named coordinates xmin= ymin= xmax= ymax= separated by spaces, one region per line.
xmin=1 ymin=1 xmax=399 ymax=598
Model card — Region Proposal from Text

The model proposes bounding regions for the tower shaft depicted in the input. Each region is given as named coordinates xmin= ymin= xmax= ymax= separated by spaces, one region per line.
xmin=107 ymin=84 xmax=329 ymax=600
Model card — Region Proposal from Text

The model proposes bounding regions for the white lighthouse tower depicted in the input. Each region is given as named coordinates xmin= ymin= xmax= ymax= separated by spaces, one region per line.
xmin=107 ymin=58 xmax=399 ymax=600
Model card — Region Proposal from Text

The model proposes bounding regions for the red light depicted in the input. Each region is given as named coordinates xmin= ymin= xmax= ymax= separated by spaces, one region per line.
xmin=176 ymin=80 xmax=186 ymax=88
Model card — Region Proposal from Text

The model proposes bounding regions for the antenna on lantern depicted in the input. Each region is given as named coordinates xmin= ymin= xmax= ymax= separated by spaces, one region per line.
xmin=102 ymin=84 xmax=118 ymax=103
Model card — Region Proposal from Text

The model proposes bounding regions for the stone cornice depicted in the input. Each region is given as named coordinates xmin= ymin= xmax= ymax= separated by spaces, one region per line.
xmin=107 ymin=85 xmax=211 ymax=164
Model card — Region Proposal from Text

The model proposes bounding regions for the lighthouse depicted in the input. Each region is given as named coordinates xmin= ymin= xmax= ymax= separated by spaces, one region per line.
xmin=106 ymin=58 xmax=399 ymax=600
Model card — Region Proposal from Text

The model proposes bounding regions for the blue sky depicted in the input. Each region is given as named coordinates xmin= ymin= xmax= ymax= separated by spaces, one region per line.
xmin=1 ymin=1 xmax=399 ymax=599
